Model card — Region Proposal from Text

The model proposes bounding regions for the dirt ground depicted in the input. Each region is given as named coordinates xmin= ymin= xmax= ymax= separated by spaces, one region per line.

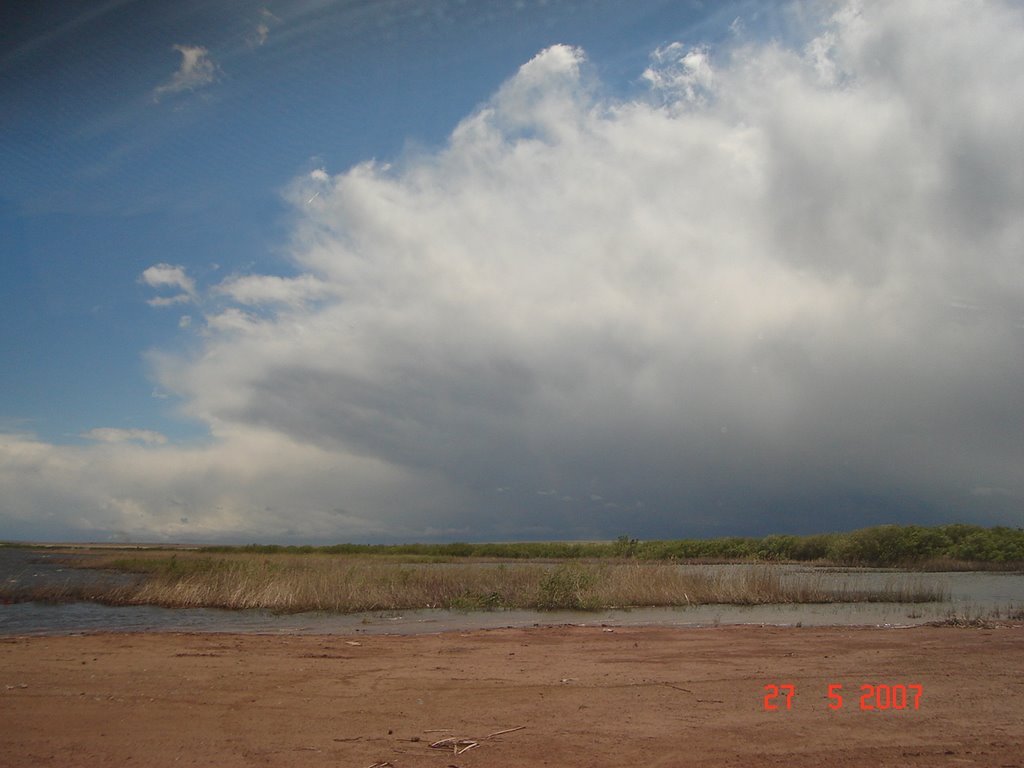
xmin=1 ymin=624 xmax=1021 ymax=767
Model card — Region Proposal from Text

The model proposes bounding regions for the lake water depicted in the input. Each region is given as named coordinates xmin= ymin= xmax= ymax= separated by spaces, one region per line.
xmin=1 ymin=548 xmax=1022 ymax=636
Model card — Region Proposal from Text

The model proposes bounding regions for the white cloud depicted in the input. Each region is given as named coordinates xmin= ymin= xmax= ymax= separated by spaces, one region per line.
xmin=0 ymin=428 xmax=461 ymax=542
xmin=152 ymin=45 xmax=219 ymax=101
xmin=254 ymin=23 xmax=270 ymax=47
xmin=141 ymin=263 xmax=195 ymax=292
xmin=4 ymin=0 xmax=1024 ymax=542
xmin=216 ymin=274 xmax=335 ymax=306
xmin=82 ymin=428 xmax=168 ymax=446
xmin=141 ymin=263 xmax=196 ymax=307
xmin=147 ymin=294 xmax=192 ymax=308
xmin=642 ymin=42 xmax=715 ymax=105
xmin=249 ymin=8 xmax=278 ymax=48
xmin=203 ymin=307 xmax=259 ymax=334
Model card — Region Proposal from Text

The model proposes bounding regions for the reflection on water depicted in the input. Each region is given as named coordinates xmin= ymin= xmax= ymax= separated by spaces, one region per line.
xmin=1 ymin=548 xmax=1021 ymax=636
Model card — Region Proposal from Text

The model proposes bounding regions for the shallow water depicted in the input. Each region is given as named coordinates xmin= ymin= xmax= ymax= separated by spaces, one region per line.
xmin=0 ymin=548 xmax=139 ymax=591
xmin=1 ymin=549 xmax=1021 ymax=636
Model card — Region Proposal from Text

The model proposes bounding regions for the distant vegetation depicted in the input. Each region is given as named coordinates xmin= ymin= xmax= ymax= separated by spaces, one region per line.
xmin=197 ymin=524 xmax=1024 ymax=569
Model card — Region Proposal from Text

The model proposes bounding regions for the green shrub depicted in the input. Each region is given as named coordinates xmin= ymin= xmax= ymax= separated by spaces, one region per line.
xmin=536 ymin=563 xmax=599 ymax=610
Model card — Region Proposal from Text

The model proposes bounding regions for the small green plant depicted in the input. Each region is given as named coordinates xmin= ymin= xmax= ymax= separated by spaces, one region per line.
xmin=612 ymin=535 xmax=639 ymax=558
xmin=535 ymin=562 xmax=599 ymax=610
xmin=448 ymin=591 xmax=506 ymax=612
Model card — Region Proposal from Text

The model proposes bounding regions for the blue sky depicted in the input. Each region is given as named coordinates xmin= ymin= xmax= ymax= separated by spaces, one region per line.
xmin=2 ymin=0 xmax=770 ymax=443
xmin=2 ymin=0 xmax=1023 ymax=543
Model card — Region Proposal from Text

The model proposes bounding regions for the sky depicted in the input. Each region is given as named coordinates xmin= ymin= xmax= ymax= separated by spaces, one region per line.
xmin=1 ymin=0 xmax=1023 ymax=544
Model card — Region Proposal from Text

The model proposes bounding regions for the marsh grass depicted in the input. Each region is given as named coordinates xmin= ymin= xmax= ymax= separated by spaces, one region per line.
xmin=0 ymin=552 xmax=949 ymax=613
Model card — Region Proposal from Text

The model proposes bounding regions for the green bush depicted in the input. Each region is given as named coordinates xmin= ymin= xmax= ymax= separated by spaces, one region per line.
xmin=536 ymin=563 xmax=599 ymax=610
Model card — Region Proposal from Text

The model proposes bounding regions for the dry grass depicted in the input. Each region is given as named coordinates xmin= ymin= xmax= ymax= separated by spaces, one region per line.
xmin=0 ymin=551 xmax=949 ymax=613
xmin=592 ymin=562 xmax=946 ymax=607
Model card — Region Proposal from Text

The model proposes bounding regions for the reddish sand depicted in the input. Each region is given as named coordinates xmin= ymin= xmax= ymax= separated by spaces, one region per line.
xmin=1 ymin=624 xmax=1021 ymax=767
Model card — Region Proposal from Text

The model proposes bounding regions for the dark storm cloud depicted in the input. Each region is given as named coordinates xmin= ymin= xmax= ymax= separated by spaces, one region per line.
xmin=159 ymin=4 xmax=1024 ymax=538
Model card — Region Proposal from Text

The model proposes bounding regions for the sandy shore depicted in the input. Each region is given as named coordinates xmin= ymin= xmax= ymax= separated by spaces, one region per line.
xmin=1 ymin=624 xmax=1021 ymax=767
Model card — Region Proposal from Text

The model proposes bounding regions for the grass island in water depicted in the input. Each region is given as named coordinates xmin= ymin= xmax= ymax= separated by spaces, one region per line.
xmin=8 ymin=522 xmax=1019 ymax=613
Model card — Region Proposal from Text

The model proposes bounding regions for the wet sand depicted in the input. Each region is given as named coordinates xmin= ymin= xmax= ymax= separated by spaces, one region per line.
xmin=1 ymin=624 xmax=1021 ymax=766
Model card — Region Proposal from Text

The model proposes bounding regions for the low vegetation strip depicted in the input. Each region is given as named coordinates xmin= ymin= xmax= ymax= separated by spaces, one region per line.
xmin=1 ymin=556 xmax=948 ymax=613
xmin=195 ymin=523 xmax=1024 ymax=568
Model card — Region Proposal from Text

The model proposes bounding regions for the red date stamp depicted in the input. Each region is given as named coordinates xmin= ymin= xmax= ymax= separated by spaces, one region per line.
xmin=764 ymin=683 xmax=923 ymax=711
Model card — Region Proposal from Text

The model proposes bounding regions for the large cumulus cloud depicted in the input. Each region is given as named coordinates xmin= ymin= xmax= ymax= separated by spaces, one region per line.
xmin=5 ymin=0 xmax=1023 ymax=541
